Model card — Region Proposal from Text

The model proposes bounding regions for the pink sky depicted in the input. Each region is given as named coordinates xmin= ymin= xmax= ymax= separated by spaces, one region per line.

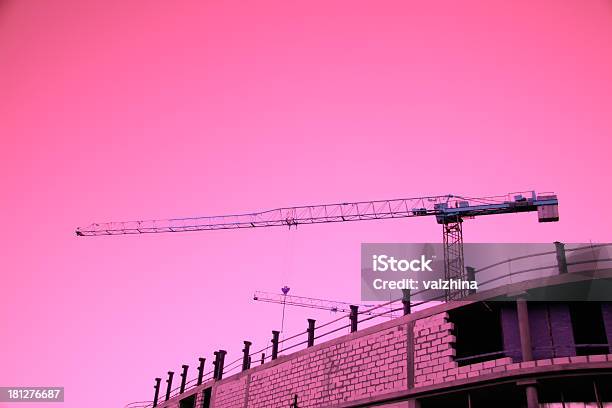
xmin=1 ymin=0 xmax=611 ymax=407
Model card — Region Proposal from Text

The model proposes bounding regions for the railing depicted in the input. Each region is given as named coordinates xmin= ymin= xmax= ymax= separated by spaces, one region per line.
xmin=455 ymin=350 xmax=507 ymax=366
xmin=474 ymin=243 xmax=612 ymax=291
xmin=128 ymin=242 xmax=612 ymax=408
xmin=133 ymin=294 xmax=423 ymax=408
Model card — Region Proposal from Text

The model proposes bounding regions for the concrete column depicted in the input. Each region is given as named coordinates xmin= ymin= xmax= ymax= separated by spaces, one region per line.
xmin=517 ymin=298 xmax=533 ymax=361
xmin=406 ymin=320 xmax=415 ymax=389
xmin=601 ymin=302 xmax=612 ymax=354
xmin=501 ymin=304 xmax=522 ymax=362
xmin=516 ymin=298 xmax=538 ymax=408
xmin=525 ymin=386 xmax=539 ymax=408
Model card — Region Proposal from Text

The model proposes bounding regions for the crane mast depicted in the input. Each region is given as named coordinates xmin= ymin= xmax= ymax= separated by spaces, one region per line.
xmin=75 ymin=191 xmax=559 ymax=300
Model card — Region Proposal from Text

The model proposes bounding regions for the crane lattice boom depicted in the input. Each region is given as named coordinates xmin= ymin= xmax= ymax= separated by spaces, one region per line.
xmin=253 ymin=291 xmax=398 ymax=317
xmin=75 ymin=191 xmax=558 ymax=236
xmin=76 ymin=190 xmax=558 ymax=301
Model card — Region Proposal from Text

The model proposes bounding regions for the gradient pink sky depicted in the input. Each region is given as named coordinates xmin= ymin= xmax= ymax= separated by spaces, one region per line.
xmin=1 ymin=0 xmax=612 ymax=407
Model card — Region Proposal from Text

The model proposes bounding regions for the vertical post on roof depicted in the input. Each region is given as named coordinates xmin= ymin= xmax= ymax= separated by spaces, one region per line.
xmin=197 ymin=358 xmax=206 ymax=386
xmin=554 ymin=241 xmax=568 ymax=275
xmin=402 ymin=289 xmax=411 ymax=315
xmin=349 ymin=305 xmax=359 ymax=333
xmin=242 ymin=341 xmax=252 ymax=371
xmin=165 ymin=371 xmax=174 ymax=401
xmin=179 ymin=365 xmax=188 ymax=394
xmin=271 ymin=331 xmax=280 ymax=360
xmin=153 ymin=378 xmax=161 ymax=407
xmin=307 ymin=319 xmax=316 ymax=347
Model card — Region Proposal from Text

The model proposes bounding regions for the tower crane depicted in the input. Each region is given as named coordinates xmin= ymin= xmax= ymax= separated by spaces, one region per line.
xmin=75 ymin=191 xmax=559 ymax=300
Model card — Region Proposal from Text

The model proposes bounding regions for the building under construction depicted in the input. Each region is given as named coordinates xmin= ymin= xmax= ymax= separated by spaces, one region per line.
xmin=77 ymin=193 xmax=611 ymax=407
xmin=128 ymin=240 xmax=611 ymax=408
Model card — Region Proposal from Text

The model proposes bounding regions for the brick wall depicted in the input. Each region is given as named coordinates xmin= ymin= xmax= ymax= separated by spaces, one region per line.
xmin=246 ymin=324 xmax=408 ymax=407
xmin=524 ymin=303 xmax=576 ymax=359
xmin=214 ymin=376 xmax=247 ymax=408
xmin=154 ymin=302 xmax=612 ymax=408
xmin=412 ymin=310 xmax=612 ymax=389
xmin=529 ymin=303 xmax=554 ymax=360
xmin=501 ymin=303 xmax=577 ymax=361
xmin=155 ymin=322 xmax=410 ymax=408
xmin=547 ymin=303 xmax=576 ymax=357
xmin=413 ymin=311 xmax=513 ymax=387
xmin=413 ymin=312 xmax=455 ymax=386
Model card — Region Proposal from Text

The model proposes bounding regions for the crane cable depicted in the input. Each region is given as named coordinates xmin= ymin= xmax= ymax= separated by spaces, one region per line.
xmin=280 ymin=228 xmax=296 ymax=342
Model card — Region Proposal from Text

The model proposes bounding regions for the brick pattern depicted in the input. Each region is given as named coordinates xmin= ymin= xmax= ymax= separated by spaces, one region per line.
xmin=154 ymin=308 xmax=612 ymax=408
xmin=413 ymin=312 xmax=513 ymax=387
xmin=413 ymin=312 xmax=612 ymax=389
xmin=214 ymin=376 xmax=247 ymax=408
xmin=547 ymin=303 xmax=576 ymax=357
xmin=528 ymin=303 xmax=577 ymax=359
xmin=413 ymin=312 xmax=457 ymax=386
xmin=245 ymin=325 xmax=408 ymax=407
xmin=506 ymin=353 xmax=612 ymax=370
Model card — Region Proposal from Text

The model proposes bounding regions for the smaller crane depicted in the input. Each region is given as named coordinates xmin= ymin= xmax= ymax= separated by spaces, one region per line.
xmin=253 ymin=290 xmax=398 ymax=318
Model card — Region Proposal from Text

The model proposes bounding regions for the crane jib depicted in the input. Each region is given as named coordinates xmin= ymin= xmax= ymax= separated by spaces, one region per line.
xmin=74 ymin=192 xmax=558 ymax=236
